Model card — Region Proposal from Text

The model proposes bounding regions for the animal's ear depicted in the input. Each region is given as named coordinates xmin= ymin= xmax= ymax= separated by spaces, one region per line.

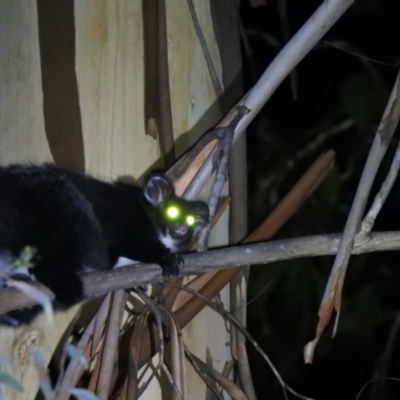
xmin=192 ymin=201 xmax=209 ymax=227
xmin=143 ymin=174 xmax=174 ymax=207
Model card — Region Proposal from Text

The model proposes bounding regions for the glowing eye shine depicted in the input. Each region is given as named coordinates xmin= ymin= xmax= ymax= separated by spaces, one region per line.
xmin=166 ymin=206 xmax=180 ymax=219
xmin=186 ymin=215 xmax=195 ymax=226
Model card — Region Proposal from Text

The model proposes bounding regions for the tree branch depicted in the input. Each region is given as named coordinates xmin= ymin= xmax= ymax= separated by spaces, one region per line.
xmin=175 ymin=0 xmax=355 ymax=199
xmin=311 ymin=69 xmax=400 ymax=356
xmin=1 ymin=230 xmax=400 ymax=316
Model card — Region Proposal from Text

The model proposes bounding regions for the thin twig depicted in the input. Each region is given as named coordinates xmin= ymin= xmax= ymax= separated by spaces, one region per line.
xmin=197 ymin=108 xmax=248 ymax=251
xmin=186 ymin=0 xmax=224 ymax=99
xmin=135 ymin=291 xmax=173 ymax=398
xmin=180 ymin=107 xmax=249 ymax=201
xmin=53 ymin=311 xmax=82 ymax=394
xmin=229 ymin=107 xmax=254 ymax=399
xmin=55 ymin=299 xmax=106 ymax=400
xmin=177 ymin=0 xmax=354 ymax=199
xmin=160 ymin=363 xmax=183 ymax=400
xmin=157 ymin=305 xmax=187 ymax=400
xmin=96 ymin=290 xmax=128 ymax=400
xmin=164 ymin=283 xmax=311 ymax=400
xmin=188 ymin=347 xmax=247 ymax=400
xmin=86 ymin=300 xmax=112 ymax=394
xmin=129 ymin=310 xmax=153 ymax=397
xmin=167 ymin=130 xmax=222 ymax=186
xmin=360 ymin=138 xmax=400 ymax=235
xmin=126 ymin=349 xmax=138 ymax=400
xmin=231 ymin=275 xmax=255 ymax=400
xmin=184 ymin=346 xmax=224 ymax=400
xmin=91 ymin=294 xmax=112 ymax=359
xmin=166 ymin=196 xmax=230 ymax=311
xmin=135 ymin=296 xmax=184 ymax=400
xmin=310 ymin=70 xmax=400 ymax=362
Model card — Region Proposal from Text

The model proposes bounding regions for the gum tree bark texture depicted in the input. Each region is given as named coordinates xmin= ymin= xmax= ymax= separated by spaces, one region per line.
xmin=0 ymin=1 xmax=235 ymax=399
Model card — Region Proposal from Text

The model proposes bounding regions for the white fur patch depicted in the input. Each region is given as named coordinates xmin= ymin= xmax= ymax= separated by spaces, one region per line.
xmin=159 ymin=233 xmax=179 ymax=253
xmin=113 ymin=257 xmax=137 ymax=268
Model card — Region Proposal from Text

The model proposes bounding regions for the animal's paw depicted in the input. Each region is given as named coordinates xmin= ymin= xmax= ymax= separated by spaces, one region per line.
xmin=160 ymin=253 xmax=184 ymax=277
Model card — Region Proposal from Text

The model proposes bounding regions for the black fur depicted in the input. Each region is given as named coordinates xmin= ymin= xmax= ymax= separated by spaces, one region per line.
xmin=0 ymin=164 xmax=208 ymax=326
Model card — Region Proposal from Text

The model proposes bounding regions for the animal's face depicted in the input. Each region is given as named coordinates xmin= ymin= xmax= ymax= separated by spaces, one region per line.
xmin=161 ymin=198 xmax=208 ymax=239
xmin=143 ymin=174 xmax=209 ymax=251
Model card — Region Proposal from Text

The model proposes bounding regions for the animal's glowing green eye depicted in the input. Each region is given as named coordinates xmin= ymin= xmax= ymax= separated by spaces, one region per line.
xmin=166 ymin=206 xmax=180 ymax=219
xmin=186 ymin=215 xmax=195 ymax=226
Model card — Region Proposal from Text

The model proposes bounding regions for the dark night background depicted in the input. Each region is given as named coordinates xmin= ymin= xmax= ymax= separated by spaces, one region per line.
xmin=240 ymin=1 xmax=400 ymax=399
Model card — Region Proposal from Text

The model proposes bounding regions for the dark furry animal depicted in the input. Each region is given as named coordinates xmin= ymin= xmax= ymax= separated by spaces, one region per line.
xmin=0 ymin=164 xmax=209 ymax=326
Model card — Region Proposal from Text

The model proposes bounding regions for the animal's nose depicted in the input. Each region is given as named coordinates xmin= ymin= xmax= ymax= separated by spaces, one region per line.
xmin=175 ymin=224 xmax=188 ymax=236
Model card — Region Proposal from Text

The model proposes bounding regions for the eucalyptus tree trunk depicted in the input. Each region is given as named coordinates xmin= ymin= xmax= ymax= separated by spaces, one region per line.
xmin=0 ymin=1 xmax=243 ymax=398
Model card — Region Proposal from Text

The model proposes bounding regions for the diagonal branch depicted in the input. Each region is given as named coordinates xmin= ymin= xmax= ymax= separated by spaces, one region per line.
xmin=309 ymin=70 xmax=400 ymax=361
xmin=174 ymin=0 xmax=355 ymax=198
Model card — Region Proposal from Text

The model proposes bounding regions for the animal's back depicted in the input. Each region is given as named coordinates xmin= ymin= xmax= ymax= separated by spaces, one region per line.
xmin=0 ymin=164 xmax=109 ymax=282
